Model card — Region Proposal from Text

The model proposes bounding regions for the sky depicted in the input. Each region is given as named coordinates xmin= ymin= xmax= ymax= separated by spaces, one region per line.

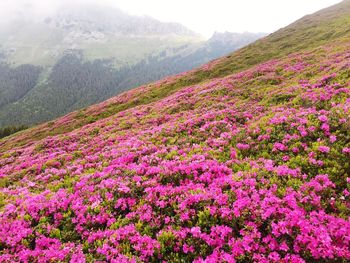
xmin=0 ymin=0 xmax=343 ymax=38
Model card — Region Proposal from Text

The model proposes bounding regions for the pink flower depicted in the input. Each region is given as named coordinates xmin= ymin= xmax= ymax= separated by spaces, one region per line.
xmin=343 ymin=148 xmax=350 ymax=154
xmin=236 ymin=143 xmax=250 ymax=150
xmin=282 ymin=156 xmax=290 ymax=161
xmin=273 ymin=142 xmax=287 ymax=152
xmin=183 ymin=244 xmax=194 ymax=254
xmin=279 ymin=241 xmax=289 ymax=252
xmin=268 ymin=252 xmax=280 ymax=262
xmin=318 ymin=146 xmax=330 ymax=153
xmin=329 ymin=135 xmax=337 ymax=143
xmin=292 ymin=147 xmax=299 ymax=153
xmin=318 ymin=115 xmax=328 ymax=122
xmin=321 ymin=123 xmax=330 ymax=132
xmin=230 ymin=148 xmax=237 ymax=159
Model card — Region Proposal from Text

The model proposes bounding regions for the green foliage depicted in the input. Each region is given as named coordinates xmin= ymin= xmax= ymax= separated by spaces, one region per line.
xmin=197 ymin=208 xmax=218 ymax=231
xmin=0 ymin=63 xmax=41 ymax=109
xmin=0 ymin=125 xmax=28 ymax=139
xmin=268 ymin=94 xmax=295 ymax=105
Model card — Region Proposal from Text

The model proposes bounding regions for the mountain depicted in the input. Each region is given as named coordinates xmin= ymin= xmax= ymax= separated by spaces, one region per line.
xmin=0 ymin=4 xmax=200 ymax=66
xmin=0 ymin=4 xmax=265 ymax=128
xmin=1 ymin=1 xmax=350 ymax=262
xmin=207 ymin=31 xmax=266 ymax=49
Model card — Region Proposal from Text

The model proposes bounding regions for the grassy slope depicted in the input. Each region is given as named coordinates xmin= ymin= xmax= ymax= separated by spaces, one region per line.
xmin=0 ymin=23 xmax=350 ymax=262
xmin=1 ymin=0 xmax=350 ymax=152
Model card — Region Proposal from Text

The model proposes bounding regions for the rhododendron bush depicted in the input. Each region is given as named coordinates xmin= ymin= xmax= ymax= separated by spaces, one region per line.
xmin=1 ymin=42 xmax=350 ymax=262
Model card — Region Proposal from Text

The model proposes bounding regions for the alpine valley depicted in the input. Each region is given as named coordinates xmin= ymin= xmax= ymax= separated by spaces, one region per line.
xmin=0 ymin=3 xmax=265 ymax=128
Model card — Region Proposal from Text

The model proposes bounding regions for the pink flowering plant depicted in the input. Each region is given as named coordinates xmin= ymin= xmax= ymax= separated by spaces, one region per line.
xmin=0 ymin=41 xmax=350 ymax=262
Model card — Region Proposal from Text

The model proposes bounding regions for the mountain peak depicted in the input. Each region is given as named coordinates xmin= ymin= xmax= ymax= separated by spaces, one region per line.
xmin=43 ymin=4 xmax=198 ymax=37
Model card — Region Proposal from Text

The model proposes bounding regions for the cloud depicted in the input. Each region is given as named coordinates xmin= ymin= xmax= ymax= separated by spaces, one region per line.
xmin=0 ymin=0 xmax=342 ymax=37
xmin=0 ymin=0 xmax=118 ymax=23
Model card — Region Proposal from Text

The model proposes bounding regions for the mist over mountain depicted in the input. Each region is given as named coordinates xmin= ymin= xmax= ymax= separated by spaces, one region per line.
xmin=51 ymin=4 xmax=198 ymax=36
xmin=0 ymin=4 xmax=201 ymax=66
xmin=0 ymin=4 xmax=265 ymax=128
